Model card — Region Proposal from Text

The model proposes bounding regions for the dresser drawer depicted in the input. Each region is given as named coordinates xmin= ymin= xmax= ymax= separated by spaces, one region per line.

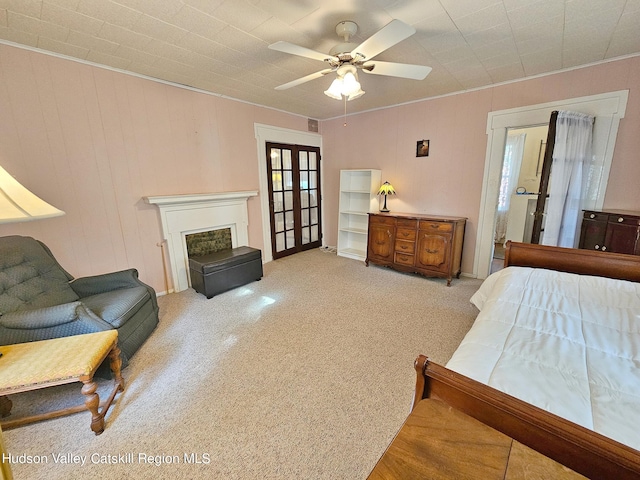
xmin=395 ymin=252 xmax=415 ymax=266
xmin=395 ymin=239 xmax=415 ymax=254
xmin=397 ymin=218 xmax=418 ymax=229
xmin=607 ymin=214 xmax=640 ymax=226
xmin=370 ymin=215 xmax=396 ymax=226
xmin=396 ymin=228 xmax=416 ymax=241
xmin=583 ymin=211 xmax=608 ymax=222
xmin=419 ymin=221 xmax=453 ymax=234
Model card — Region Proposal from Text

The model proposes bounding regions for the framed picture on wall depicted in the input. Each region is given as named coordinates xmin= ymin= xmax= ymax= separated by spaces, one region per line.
xmin=416 ymin=140 xmax=429 ymax=157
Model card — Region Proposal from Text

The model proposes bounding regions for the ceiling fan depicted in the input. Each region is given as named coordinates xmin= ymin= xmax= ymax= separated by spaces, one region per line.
xmin=268 ymin=19 xmax=432 ymax=101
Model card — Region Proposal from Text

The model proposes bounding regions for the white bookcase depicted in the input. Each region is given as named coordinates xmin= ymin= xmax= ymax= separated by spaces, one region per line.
xmin=337 ymin=169 xmax=382 ymax=261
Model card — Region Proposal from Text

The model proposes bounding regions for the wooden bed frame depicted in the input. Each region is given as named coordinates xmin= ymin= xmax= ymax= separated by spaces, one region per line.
xmin=413 ymin=242 xmax=640 ymax=479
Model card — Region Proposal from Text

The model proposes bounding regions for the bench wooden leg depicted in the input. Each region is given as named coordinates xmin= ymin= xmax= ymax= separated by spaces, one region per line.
xmin=109 ymin=345 xmax=125 ymax=393
xmin=81 ymin=379 xmax=104 ymax=435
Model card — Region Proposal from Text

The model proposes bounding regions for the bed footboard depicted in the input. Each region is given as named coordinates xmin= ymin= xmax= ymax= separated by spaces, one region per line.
xmin=504 ymin=241 xmax=640 ymax=282
xmin=413 ymin=355 xmax=640 ymax=479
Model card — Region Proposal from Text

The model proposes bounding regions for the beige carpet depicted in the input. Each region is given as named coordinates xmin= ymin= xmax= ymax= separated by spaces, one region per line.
xmin=3 ymin=249 xmax=482 ymax=479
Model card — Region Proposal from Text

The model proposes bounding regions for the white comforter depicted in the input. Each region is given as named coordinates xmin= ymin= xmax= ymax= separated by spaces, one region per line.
xmin=446 ymin=266 xmax=640 ymax=450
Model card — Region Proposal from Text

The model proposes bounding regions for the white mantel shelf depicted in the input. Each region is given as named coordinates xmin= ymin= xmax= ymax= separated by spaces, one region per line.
xmin=144 ymin=191 xmax=259 ymax=293
xmin=144 ymin=191 xmax=258 ymax=206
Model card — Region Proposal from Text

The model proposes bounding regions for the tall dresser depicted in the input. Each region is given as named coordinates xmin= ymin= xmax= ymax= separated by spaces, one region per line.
xmin=366 ymin=212 xmax=466 ymax=286
xmin=579 ymin=209 xmax=640 ymax=255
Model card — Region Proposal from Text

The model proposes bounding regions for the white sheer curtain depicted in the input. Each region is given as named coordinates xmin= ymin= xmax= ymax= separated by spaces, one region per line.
xmin=495 ymin=133 xmax=526 ymax=243
xmin=541 ymin=111 xmax=594 ymax=247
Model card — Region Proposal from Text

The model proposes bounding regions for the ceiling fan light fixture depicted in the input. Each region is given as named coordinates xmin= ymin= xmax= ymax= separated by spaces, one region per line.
xmin=324 ymin=66 xmax=365 ymax=101
xmin=347 ymin=87 xmax=365 ymax=101
xmin=324 ymin=78 xmax=344 ymax=100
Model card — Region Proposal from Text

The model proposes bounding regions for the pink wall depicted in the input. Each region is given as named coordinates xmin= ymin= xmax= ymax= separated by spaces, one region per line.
xmin=1 ymin=41 xmax=638 ymax=292
xmin=0 ymin=44 xmax=307 ymax=292
xmin=321 ymin=56 xmax=640 ymax=274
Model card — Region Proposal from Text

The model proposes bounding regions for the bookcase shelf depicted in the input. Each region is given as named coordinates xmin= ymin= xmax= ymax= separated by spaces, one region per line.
xmin=337 ymin=169 xmax=381 ymax=261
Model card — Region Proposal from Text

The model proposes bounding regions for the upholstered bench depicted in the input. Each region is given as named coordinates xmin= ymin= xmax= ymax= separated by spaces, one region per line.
xmin=189 ymin=247 xmax=263 ymax=299
xmin=0 ymin=330 xmax=124 ymax=435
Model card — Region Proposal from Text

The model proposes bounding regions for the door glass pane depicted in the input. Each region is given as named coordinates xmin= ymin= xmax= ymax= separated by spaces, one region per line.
xmin=283 ymin=150 xmax=292 ymax=169
xmin=309 ymin=152 xmax=316 ymax=170
xmin=285 ymin=211 xmax=294 ymax=230
xmin=309 ymin=189 xmax=317 ymax=207
xmin=283 ymin=170 xmax=293 ymax=189
xmin=273 ymin=192 xmax=283 ymax=212
xmin=302 ymin=227 xmax=310 ymax=244
xmin=300 ymin=190 xmax=309 ymax=209
xmin=299 ymin=171 xmax=308 ymax=189
xmin=309 ymin=171 xmax=317 ymax=189
xmin=272 ymin=172 xmax=282 ymax=191
xmin=310 ymin=207 xmax=318 ymax=224
xmin=276 ymin=232 xmax=285 ymax=252
xmin=286 ymin=230 xmax=295 ymax=248
xmin=299 ymin=151 xmax=308 ymax=170
xmin=271 ymin=149 xmax=281 ymax=170
xmin=301 ymin=209 xmax=309 ymax=227
xmin=275 ymin=212 xmax=284 ymax=232
xmin=284 ymin=191 xmax=293 ymax=210
xmin=311 ymin=225 xmax=318 ymax=242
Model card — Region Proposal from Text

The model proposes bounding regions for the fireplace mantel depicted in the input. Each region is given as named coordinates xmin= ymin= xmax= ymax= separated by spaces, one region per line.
xmin=144 ymin=191 xmax=258 ymax=293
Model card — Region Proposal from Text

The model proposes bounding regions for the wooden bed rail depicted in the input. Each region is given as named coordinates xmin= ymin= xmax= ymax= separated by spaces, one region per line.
xmin=504 ymin=241 xmax=640 ymax=282
xmin=413 ymin=355 xmax=640 ymax=480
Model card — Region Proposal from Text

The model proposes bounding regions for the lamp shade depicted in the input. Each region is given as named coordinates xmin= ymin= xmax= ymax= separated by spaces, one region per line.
xmin=377 ymin=181 xmax=396 ymax=196
xmin=0 ymin=165 xmax=65 ymax=224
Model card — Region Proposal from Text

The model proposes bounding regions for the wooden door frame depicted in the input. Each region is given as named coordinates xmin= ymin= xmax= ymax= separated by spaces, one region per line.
xmin=530 ymin=111 xmax=557 ymax=244
xmin=266 ymin=142 xmax=322 ymax=259
xmin=474 ymin=91 xmax=628 ymax=279
xmin=255 ymin=124 xmax=323 ymax=263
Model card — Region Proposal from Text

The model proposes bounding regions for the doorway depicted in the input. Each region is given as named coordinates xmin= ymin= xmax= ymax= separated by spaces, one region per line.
xmin=474 ymin=90 xmax=629 ymax=279
xmin=266 ymin=142 xmax=322 ymax=259
xmin=491 ymin=125 xmax=548 ymax=273
xmin=255 ymin=124 xmax=323 ymax=263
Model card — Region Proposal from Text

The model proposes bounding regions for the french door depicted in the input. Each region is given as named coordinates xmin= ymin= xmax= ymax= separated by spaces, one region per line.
xmin=266 ymin=142 xmax=322 ymax=259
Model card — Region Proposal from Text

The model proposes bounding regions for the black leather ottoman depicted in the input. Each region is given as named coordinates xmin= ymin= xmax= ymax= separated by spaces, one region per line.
xmin=189 ymin=247 xmax=263 ymax=299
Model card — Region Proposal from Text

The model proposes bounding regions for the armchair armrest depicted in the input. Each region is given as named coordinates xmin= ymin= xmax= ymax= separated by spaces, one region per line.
xmin=0 ymin=302 xmax=111 ymax=331
xmin=70 ymin=269 xmax=143 ymax=297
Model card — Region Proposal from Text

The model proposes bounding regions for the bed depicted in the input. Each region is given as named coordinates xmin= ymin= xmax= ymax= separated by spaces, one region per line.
xmin=411 ymin=242 xmax=640 ymax=479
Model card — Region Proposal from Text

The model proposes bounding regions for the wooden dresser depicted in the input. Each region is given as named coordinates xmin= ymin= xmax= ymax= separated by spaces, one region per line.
xmin=579 ymin=209 xmax=640 ymax=255
xmin=365 ymin=212 xmax=466 ymax=286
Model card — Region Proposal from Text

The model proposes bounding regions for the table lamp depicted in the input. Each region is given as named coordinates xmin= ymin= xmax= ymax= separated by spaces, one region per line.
xmin=377 ymin=181 xmax=396 ymax=212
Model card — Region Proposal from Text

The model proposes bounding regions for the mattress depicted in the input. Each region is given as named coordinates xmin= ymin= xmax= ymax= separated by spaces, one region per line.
xmin=446 ymin=266 xmax=640 ymax=450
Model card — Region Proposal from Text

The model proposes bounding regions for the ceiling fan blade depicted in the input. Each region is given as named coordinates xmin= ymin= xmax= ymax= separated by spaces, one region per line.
xmin=275 ymin=69 xmax=333 ymax=90
xmin=269 ymin=41 xmax=338 ymax=63
xmin=350 ymin=19 xmax=416 ymax=61
xmin=362 ymin=61 xmax=431 ymax=80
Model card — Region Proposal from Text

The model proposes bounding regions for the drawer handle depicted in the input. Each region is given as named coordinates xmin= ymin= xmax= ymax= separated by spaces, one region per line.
xmin=401 ymin=232 xmax=410 ymax=237
xmin=595 ymin=245 xmax=600 ymax=250
xmin=425 ymin=248 xmax=439 ymax=254
xmin=430 ymin=223 xmax=440 ymax=228
xmin=400 ymin=244 xmax=410 ymax=250
xmin=618 ymin=217 xmax=624 ymax=222
xmin=399 ymin=255 xmax=409 ymax=261
xmin=375 ymin=240 xmax=386 ymax=246
xmin=602 ymin=246 xmax=607 ymax=251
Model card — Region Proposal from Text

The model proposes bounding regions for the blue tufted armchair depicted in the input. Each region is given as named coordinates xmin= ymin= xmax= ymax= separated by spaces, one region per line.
xmin=0 ymin=235 xmax=159 ymax=366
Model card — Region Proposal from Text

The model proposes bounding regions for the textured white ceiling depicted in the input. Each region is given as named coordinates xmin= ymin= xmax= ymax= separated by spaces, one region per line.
xmin=1 ymin=0 xmax=639 ymax=119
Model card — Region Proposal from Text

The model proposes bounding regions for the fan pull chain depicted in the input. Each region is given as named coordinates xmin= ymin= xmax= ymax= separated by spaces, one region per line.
xmin=343 ymin=95 xmax=347 ymax=127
